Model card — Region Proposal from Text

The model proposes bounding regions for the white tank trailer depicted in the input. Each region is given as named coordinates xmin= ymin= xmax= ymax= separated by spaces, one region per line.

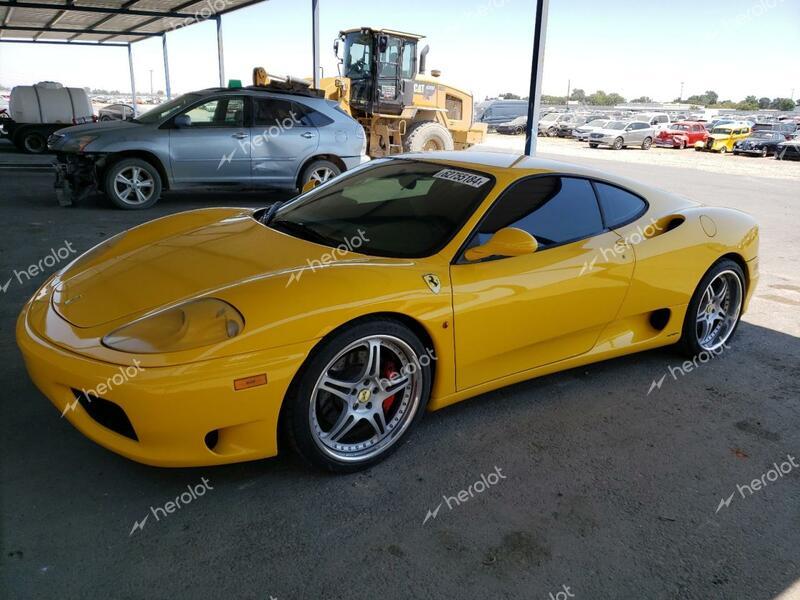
xmin=2 ymin=82 xmax=95 ymax=154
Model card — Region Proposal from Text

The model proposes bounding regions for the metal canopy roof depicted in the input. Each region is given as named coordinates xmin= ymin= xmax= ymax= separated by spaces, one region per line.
xmin=0 ymin=0 xmax=265 ymax=46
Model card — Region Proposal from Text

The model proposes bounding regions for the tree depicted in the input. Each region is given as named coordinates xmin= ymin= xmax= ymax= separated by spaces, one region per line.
xmin=737 ymin=96 xmax=758 ymax=110
xmin=758 ymin=97 xmax=771 ymax=109
xmin=631 ymin=96 xmax=653 ymax=104
xmin=570 ymin=88 xmax=585 ymax=102
xmin=606 ymin=92 xmax=626 ymax=105
xmin=500 ymin=92 xmax=521 ymax=100
xmin=770 ymin=98 xmax=796 ymax=111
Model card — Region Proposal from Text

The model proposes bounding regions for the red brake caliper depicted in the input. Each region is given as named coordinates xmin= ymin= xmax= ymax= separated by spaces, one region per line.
xmin=382 ymin=361 xmax=399 ymax=413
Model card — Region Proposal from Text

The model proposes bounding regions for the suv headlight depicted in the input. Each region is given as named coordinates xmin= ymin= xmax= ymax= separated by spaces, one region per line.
xmin=103 ymin=298 xmax=244 ymax=353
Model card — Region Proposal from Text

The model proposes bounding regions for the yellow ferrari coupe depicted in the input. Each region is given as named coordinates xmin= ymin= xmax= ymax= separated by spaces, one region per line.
xmin=17 ymin=152 xmax=759 ymax=472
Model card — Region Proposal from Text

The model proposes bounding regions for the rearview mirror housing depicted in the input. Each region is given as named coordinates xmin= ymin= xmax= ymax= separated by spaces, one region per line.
xmin=464 ymin=227 xmax=538 ymax=261
xmin=174 ymin=114 xmax=192 ymax=128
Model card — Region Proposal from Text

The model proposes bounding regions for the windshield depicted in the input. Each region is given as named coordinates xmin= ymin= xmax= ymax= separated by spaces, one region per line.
xmin=671 ymin=124 xmax=690 ymax=131
xmin=342 ymin=32 xmax=372 ymax=80
xmin=540 ymin=113 xmax=558 ymax=122
xmin=750 ymin=131 xmax=772 ymax=138
xmin=711 ymin=127 xmax=733 ymax=134
xmin=587 ymin=120 xmax=607 ymax=127
xmin=270 ymin=160 xmax=495 ymax=258
xmin=605 ymin=121 xmax=626 ymax=130
xmin=133 ymin=94 xmax=202 ymax=124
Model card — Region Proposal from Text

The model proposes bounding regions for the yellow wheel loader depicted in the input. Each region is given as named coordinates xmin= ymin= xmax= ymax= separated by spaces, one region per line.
xmin=320 ymin=27 xmax=486 ymax=157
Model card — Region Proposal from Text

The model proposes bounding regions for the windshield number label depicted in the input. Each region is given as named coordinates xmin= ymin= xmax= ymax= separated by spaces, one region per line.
xmin=433 ymin=169 xmax=490 ymax=188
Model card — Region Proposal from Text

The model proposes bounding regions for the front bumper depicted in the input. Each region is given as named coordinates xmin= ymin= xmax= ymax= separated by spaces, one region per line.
xmin=17 ymin=300 xmax=314 ymax=467
xmin=734 ymin=147 xmax=767 ymax=155
xmin=53 ymin=153 xmax=103 ymax=206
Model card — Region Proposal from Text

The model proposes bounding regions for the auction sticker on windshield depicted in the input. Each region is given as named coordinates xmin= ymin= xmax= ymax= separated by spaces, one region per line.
xmin=433 ymin=169 xmax=491 ymax=188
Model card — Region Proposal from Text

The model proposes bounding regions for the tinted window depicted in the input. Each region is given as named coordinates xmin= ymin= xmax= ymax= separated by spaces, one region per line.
xmin=255 ymin=98 xmax=303 ymax=127
xmin=594 ymin=182 xmax=646 ymax=228
xmin=293 ymin=102 xmax=333 ymax=127
xmin=474 ymin=177 xmax=603 ymax=251
xmin=401 ymin=41 xmax=416 ymax=79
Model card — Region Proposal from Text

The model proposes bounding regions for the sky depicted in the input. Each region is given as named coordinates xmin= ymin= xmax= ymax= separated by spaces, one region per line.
xmin=1 ymin=0 xmax=799 ymax=103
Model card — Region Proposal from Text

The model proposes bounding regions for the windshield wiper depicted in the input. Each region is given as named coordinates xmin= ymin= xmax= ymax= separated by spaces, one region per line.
xmin=259 ymin=200 xmax=284 ymax=225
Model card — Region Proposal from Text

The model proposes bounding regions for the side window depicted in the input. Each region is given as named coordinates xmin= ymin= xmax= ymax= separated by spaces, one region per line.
xmin=594 ymin=182 xmax=646 ymax=228
xmin=378 ymin=36 xmax=402 ymax=78
xmin=292 ymin=102 xmax=334 ymax=127
xmin=657 ymin=115 xmax=668 ymax=123
xmin=253 ymin=98 xmax=313 ymax=127
xmin=400 ymin=41 xmax=416 ymax=79
xmin=473 ymin=176 xmax=604 ymax=252
xmin=183 ymin=97 xmax=244 ymax=127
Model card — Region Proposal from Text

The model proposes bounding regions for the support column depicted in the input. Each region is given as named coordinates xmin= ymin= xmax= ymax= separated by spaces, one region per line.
xmin=216 ymin=15 xmax=225 ymax=87
xmin=162 ymin=34 xmax=171 ymax=99
xmin=524 ymin=0 xmax=549 ymax=156
xmin=128 ymin=43 xmax=137 ymax=115
xmin=311 ymin=0 xmax=320 ymax=88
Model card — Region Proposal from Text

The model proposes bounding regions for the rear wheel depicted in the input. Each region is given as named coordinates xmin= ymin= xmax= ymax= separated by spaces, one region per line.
xmin=285 ymin=319 xmax=433 ymax=472
xmin=761 ymin=147 xmax=768 ymax=158
xmin=20 ymin=129 xmax=47 ymax=154
xmin=546 ymin=126 xmax=557 ymax=137
xmin=641 ymin=137 xmax=653 ymax=150
xmin=679 ymin=259 xmax=745 ymax=357
xmin=104 ymin=158 xmax=162 ymax=209
xmin=300 ymin=159 xmax=341 ymax=189
xmin=404 ymin=121 xmax=454 ymax=152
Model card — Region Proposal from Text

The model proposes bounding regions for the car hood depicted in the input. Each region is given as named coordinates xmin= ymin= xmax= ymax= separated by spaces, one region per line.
xmin=51 ymin=208 xmax=406 ymax=329
xmin=55 ymin=120 xmax=142 ymax=137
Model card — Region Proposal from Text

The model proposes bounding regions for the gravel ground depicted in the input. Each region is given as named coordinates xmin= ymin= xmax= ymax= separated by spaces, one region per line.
xmin=1 ymin=144 xmax=798 ymax=600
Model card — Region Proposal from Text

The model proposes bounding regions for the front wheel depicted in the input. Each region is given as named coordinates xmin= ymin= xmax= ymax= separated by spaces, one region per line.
xmin=612 ymin=137 xmax=624 ymax=150
xmin=718 ymin=146 xmax=727 ymax=154
xmin=285 ymin=320 xmax=433 ymax=472
xmin=589 ymin=142 xmax=599 ymax=148
xmin=104 ymin=158 xmax=162 ymax=209
xmin=679 ymin=259 xmax=745 ymax=357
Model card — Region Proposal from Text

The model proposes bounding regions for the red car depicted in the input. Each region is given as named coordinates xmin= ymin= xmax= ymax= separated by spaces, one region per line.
xmin=655 ymin=121 xmax=708 ymax=149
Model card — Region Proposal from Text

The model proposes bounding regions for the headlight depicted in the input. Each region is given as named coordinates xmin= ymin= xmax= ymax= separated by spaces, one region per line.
xmin=63 ymin=135 xmax=98 ymax=152
xmin=102 ymin=298 xmax=244 ymax=353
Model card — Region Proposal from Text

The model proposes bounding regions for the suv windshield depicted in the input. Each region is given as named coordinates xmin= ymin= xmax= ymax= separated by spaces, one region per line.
xmin=269 ymin=160 xmax=495 ymax=258
xmin=133 ymin=93 xmax=202 ymax=124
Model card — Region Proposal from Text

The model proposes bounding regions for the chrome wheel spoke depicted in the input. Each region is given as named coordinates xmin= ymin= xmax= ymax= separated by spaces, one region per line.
xmin=380 ymin=374 xmax=409 ymax=396
xmin=362 ymin=339 xmax=382 ymax=380
xmin=319 ymin=375 xmax=357 ymax=403
xmin=325 ymin=410 xmax=359 ymax=443
xmin=371 ymin=409 xmax=387 ymax=436
xmin=115 ymin=174 xmax=132 ymax=186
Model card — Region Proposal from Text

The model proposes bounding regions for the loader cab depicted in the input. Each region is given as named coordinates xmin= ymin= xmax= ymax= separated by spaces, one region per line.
xmin=340 ymin=28 xmax=420 ymax=115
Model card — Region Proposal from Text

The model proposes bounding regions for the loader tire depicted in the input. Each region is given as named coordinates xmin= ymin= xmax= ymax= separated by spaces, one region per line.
xmin=403 ymin=121 xmax=454 ymax=152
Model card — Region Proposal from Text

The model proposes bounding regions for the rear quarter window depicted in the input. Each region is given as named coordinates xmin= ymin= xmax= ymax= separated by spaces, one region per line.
xmin=594 ymin=182 xmax=647 ymax=228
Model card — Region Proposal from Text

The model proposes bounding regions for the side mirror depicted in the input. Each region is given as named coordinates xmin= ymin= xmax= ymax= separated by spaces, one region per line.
xmin=464 ymin=227 xmax=538 ymax=261
xmin=301 ymin=179 xmax=319 ymax=193
xmin=174 ymin=114 xmax=192 ymax=128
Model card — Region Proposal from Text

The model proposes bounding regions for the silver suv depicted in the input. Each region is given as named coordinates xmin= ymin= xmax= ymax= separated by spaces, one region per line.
xmin=49 ymin=87 xmax=369 ymax=209
xmin=587 ymin=120 xmax=655 ymax=150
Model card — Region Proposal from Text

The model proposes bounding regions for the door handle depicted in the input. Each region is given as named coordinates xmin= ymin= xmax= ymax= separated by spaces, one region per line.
xmin=301 ymin=131 xmax=315 ymax=139
xmin=232 ymin=132 xmax=248 ymax=139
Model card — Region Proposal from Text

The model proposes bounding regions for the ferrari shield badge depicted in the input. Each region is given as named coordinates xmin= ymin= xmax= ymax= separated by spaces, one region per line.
xmin=423 ymin=273 xmax=441 ymax=294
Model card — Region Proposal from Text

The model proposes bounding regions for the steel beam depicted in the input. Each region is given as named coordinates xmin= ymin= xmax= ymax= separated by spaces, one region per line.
xmin=216 ymin=15 xmax=225 ymax=87
xmin=0 ymin=1 xmax=197 ymax=19
xmin=0 ymin=38 xmax=126 ymax=46
xmin=162 ymin=34 xmax=171 ymax=99
xmin=311 ymin=0 xmax=320 ymax=88
xmin=523 ymin=0 xmax=549 ymax=156
xmin=128 ymin=43 xmax=137 ymax=116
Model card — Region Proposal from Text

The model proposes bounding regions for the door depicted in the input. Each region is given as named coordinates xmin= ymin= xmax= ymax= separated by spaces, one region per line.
xmin=250 ymin=96 xmax=319 ymax=186
xmin=374 ymin=34 xmax=404 ymax=114
xmin=450 ymin=176 xmax=634 ymax=390
xmin=169 ymin=95 xmax=251 ymax=183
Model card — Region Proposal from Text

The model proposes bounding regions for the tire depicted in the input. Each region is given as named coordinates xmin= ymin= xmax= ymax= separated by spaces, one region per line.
xmin=641 ymin=137 xmax=652 ymax=150
xmin=589 ymin=143 xmax=599 ymax=148
xmin=104 ymin=158 xmax=162 ymax=210
xmin=403 ymin=121 xmax=454 ymax=152
xmin=100 ymin=115 xmax=112 ymax=121
xmin=285 ymin=319 xmax=433 ymax=473
xmin=678 ymin=259 xmax=746 ymax=357
xmin=546 ymin=126 xmax=557 ymax=137
xmin=761 ymin=148 xmax=767 ymax=158
xmin=300 ymin=159 xmax=341 ymax=189
xmin=718 ymin=146 xmax=727 ymax=155
xmin=733 ymin=151 xmax=739 ymax=156
xmin=680 ymin=140 xmax=687 ymax=149
xmin=612 ymin=137 xmax=624 ymax=150
xmin=20 ymin=129 xmax=47 ymax=154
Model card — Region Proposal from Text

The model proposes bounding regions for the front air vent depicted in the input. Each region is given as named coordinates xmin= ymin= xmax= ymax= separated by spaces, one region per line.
xmin=649 ymin=308 xmax=671 ymax=331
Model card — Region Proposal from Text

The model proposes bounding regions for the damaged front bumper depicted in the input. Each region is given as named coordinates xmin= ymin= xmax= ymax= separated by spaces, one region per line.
xmin=53 ymin=153 xmax=106 ymax=207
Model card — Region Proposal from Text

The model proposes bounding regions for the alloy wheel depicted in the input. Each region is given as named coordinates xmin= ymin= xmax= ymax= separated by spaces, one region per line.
xmin=309 ymin=335 xmax=423 ymax=463
xmin=113 ymin=166 xmax=155 ymax=205
xmin=309 ymin=166 xmax=336 ymax=184
xmin=695 ymin=270 xmax=743 ymax=352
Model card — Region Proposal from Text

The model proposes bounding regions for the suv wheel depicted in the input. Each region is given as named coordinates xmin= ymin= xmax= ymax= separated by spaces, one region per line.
xmin=300 ymin=159 xmax=341 ymax=189
xmin=104 ymin=158 xmax=162 ymax=209
xmin=612 ymin=137 xmax=624 ymax=150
